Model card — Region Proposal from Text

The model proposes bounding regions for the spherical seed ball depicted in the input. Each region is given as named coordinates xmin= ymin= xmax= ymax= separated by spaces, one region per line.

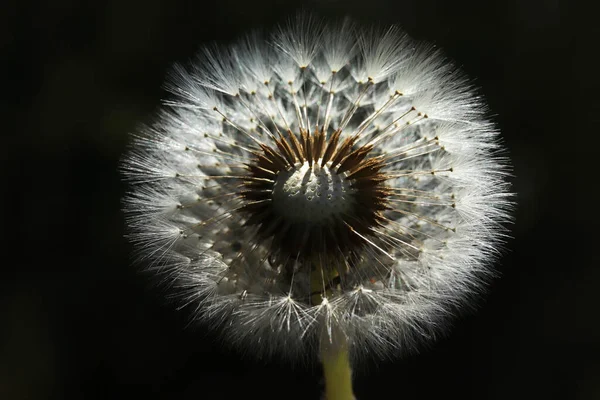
xmin=272 ymin=163 xmax=355 ymax=224
xmin=122 ymin=14 xmax=513 ymax=362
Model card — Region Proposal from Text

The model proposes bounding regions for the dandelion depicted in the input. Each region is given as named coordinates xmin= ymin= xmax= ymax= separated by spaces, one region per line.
xmin=122 ymin=15 xmax=512 ymax=400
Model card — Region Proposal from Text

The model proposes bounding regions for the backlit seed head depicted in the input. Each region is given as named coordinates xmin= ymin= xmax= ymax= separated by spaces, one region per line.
xmin=122 ymin=15 xmax=513 ymax=362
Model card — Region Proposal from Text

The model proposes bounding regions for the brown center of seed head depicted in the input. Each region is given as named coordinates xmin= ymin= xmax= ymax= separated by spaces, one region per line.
xmin=239 ymin=127 xmax=391 ymax=266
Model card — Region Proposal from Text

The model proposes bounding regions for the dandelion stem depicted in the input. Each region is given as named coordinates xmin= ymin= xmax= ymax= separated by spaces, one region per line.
xmin=321 ymin=335 xmax=355 ymax=400
xmin=311 ymin=261 xmax=355 ymax=400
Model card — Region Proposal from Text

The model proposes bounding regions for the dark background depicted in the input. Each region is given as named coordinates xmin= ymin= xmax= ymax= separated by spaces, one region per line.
xmin=3 ymin=0 xmax=598 ymax=399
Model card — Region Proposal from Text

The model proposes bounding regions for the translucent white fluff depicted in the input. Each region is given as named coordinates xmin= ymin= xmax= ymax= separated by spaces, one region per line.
xmin=122 ymin=16 xmax=512 ymax=362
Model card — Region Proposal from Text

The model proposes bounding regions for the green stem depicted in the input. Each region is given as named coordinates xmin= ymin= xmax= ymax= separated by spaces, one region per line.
xmin=310 ymin=260 xmax=355 ymax=400
xmin=320 ymin=329 xmax=355 ymax=400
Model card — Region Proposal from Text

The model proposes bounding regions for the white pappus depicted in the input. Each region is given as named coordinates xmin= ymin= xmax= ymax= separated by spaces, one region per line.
xmin=122 ymin=15 xmax=513 ymax=363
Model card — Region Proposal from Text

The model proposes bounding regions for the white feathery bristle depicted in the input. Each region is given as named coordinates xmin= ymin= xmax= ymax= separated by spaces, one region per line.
xmin=274 ymin=14 xmax=325 ymax=68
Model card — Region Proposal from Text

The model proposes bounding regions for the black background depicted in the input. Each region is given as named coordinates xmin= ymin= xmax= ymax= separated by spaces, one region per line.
xmin=3 ymin=0 xmax=598 ymax=399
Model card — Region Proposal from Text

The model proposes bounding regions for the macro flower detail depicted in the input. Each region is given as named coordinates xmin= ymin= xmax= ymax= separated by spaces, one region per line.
xmin=122 ymin=16 xmax=512 ymax=365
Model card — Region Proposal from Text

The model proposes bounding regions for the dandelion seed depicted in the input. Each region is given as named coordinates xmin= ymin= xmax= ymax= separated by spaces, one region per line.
xmin=122 ymin=14 xmax=513 ymax=400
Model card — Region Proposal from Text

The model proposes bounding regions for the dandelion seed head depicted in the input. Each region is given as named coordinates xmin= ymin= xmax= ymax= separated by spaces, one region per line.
xmin=122 ymin=15 xmax=513 ymax=362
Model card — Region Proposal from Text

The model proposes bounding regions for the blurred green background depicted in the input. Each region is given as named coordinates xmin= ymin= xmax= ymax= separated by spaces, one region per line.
xmin=2 ymin=0 xmax=598 ymax=399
